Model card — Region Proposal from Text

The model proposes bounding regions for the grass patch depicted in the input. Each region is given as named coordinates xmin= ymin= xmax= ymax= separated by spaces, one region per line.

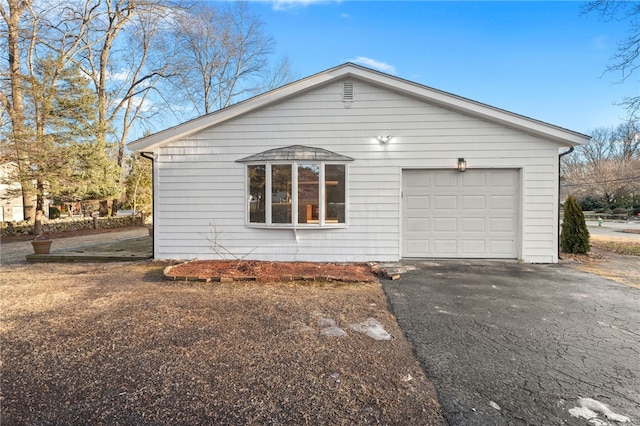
xmin=590 ymin=238 xmax=640 ymax=256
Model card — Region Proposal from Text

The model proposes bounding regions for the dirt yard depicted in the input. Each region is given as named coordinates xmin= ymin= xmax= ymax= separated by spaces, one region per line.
xmin=561 ymin=233 xmax=640 ymax=289
xmin=0 ymin=261 xmax=445 ymax=425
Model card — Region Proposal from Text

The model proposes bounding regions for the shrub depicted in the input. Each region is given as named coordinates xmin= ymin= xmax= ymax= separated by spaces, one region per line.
xmin=578 ymin=195 xmax=605 ymax=212
xmin=561 ymin=195 xmax=590 ymax=254
xmin=49 ymin=206 xmax=60 ymax=219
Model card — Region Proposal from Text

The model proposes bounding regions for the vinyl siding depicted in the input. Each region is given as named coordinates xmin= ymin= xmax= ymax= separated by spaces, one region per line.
xmin=152 ymin=79 xmax=562 ymax=262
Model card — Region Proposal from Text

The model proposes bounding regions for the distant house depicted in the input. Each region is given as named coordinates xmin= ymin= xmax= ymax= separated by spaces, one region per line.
xmin=0 ymin=162 xmax=25 ymax=222
xmin=128 ymin=63 xmax=589 ymax=263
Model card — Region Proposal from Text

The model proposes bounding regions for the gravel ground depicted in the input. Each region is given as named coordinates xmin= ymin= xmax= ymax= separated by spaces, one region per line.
xmin=0 ymin=261 xmax=445 ymax=425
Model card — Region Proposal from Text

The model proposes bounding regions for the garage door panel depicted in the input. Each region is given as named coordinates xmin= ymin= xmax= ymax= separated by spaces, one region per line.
xmin=433 ymin=239 xmax=457 ymax=255
xmin=406 ymin=218 xmax=429 ymax=232
xmin=434 ymin=173 xmax=457 ymax=187
xmin=434 ymin=217 xmax=457 ymax=232
xmin=462 ymin=217 xmax=486 ymax=232
xmin=490 ymin=217 xmax=514 ymax=232
xmin=434 ymin=196 xmax=457 ymax=209
xmin=490 ymin=195 xmax=515 ymax=210
xmin=490 ymin=171 xmax=517 ymax=187
xmin=403 ymin=169 xmax=519 ymax=258
xmin=461 ymin=172 xmax=486 ymax=187
xmin=462 ymin=195 xmax=485 ymax=209
xmin=461 ymin=239 xmax=485 ymax=255
xmin=407 ymin=196 xmax=429 ymax=210
xmin=405 ymin=172 xmax=430 ymax=188
xmin=490 ymin=240 xmax=515 ymax=255
xmin=406 ymin=240 xmax=430 ymax=254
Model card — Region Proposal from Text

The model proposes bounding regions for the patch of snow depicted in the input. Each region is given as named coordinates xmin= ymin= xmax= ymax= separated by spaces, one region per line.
xmin=317 ymin=317 xmax=347 ymax=337
xmin=589 ymin=419 xmax=608 ymax=426
xmin=569 ymin=406 xmax=598 ymax=420
xmin=317 ymin=317 xmax=336 ymax=328
xmin=348 ymin=318 xmax=392 ymax=340
xmin=569 ymin=398 xmax=630 ymax=424
xmin=321 ymin=326 xmax=347 ymax=337
xmin=489 ymin=401 xmax=501 ymax=410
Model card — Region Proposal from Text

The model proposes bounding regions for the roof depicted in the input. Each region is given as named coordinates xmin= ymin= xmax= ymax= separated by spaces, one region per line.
xmin=236 ymin=145 xmax=354 ymax=163
xmin=128 ymin=63 xmax=591 ymax=152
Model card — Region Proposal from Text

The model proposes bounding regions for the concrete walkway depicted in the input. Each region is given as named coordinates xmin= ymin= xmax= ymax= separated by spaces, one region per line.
xmin=1 ymin=227 xmax=151 ymax=265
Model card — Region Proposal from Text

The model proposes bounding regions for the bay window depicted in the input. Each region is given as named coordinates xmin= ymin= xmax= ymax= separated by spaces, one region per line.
xmin=247 ymin=162 xmax=347 ymax=227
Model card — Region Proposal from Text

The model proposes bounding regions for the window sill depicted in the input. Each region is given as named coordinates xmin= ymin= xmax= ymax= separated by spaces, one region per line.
xmin=246 ymin=223 xmax=348 ymax=230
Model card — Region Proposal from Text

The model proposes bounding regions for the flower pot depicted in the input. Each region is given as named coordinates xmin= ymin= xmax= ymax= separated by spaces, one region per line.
xmin=31 ymin=240 xmax=53 ymax=254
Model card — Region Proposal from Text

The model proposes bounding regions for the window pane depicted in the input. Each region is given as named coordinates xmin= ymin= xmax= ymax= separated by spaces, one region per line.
xmin=298 ymin=164 xmax=320 ymax=224
xmin=325 ymin=164 xmax=346 ymax=223
xmin=272 ymin=164 xmax=292 ymax=224
xmin=248 ymin=165 xmax=265 ymax=223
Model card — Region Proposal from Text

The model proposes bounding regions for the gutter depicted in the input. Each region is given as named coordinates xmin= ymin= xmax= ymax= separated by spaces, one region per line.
xmin=558 ymin=146 xmax=575 ymax=260
xmin=140 ymin=152 xmax=155 ymax=259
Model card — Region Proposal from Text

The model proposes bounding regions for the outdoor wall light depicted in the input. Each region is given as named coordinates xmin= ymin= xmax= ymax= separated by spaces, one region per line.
xmin=377 ymin=135 xmax=392 ymax=144
xmin=457 ymin=158 xmax=467 ymax=172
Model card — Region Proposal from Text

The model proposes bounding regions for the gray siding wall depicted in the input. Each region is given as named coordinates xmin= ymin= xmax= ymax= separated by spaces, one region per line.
xmin=153 ymin=79 xmax=560 ymax=263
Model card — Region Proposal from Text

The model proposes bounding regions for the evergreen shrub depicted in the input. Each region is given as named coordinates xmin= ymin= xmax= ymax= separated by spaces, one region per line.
xmin=561 ymin=195 xmax=590 ymax=254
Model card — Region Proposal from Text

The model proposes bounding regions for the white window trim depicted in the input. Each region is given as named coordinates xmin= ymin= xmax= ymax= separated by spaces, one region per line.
xmin=245 ymin=161 xmax=348 ymax=229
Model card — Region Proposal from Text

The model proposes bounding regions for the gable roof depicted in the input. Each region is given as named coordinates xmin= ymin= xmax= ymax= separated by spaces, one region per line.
xmin=128 ymin=63 xmax=590 ymax=152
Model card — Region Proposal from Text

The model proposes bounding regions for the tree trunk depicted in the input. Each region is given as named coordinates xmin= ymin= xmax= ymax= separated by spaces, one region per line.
xmin=33 ymin=209 xmax=43 ymax=236
xmin=99 ymin=200 xmax=110 ymax=217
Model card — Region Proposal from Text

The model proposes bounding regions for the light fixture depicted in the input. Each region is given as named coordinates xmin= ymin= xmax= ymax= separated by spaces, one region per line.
xmin=377 ymin=135 xmax=392 ymax=144
xmin=457 ymin=158 xmax=467 ymax=172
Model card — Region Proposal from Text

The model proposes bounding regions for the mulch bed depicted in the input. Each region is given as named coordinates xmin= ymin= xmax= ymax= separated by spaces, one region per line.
xmin=165 ymin=260 xmax=379 ymax=283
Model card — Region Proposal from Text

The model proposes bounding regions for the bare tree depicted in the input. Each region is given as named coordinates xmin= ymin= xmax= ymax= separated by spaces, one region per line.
xmin=583 ymin=1 xmax=640 ymax=116
xmin=261 ymin=55 xmax=298 ymax=92
xmin=562 ymin=120 xmax=640 ymax=208
xmin=75 ymin=0 xmax=183 ymax=214
xmin=1 ymin=0 xmax=35 ymax=221
xmin=170 ymin=1 xmax=275 ymax=117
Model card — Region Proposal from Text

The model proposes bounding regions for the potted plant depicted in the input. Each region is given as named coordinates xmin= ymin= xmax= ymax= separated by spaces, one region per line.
xmin=31 ymin=233 xmax=53 ymax=254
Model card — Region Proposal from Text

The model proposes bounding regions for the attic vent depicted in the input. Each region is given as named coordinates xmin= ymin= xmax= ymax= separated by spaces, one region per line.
xmin=343 ymin=81 xmax=354 ymax=103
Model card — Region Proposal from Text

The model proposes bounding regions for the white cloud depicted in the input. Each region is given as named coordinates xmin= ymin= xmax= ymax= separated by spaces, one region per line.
xmin=109 ymin=70 xmax=130 ymax=82
xmin=271 ymin=0 xmax=340 ymax=11
xmin=349 ymin=57 xmax=396 ymax=74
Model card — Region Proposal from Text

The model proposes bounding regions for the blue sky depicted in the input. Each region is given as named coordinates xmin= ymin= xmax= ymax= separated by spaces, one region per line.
xmin=245 ymin=0 xmax=638 ymax=135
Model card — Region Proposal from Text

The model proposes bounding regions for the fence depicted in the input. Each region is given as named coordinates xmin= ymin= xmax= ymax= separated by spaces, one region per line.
xmin=1 ymin=214 xmax=149 ymax=237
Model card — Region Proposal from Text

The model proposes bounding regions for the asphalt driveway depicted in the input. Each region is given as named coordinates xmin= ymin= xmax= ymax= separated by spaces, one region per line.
xmin=383 ymin=260 xmax=639 ymax=426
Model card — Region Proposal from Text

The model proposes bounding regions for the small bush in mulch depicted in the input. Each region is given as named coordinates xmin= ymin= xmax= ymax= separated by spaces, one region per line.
xmin=164 ymin=260 xmax=379 ymax=283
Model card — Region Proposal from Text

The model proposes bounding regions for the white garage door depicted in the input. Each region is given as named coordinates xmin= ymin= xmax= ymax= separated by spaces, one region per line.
xmin=402 ymin=169 xmax=519 ymax=258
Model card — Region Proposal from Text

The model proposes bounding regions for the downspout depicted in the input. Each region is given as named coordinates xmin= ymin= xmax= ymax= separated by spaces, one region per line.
xmin=558 ymin=146 xmax=574 ymax=260
xmin=140 ymin=151 xmax=155 ymax=259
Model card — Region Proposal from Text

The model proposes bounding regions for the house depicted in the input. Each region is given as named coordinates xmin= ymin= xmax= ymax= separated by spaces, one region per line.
xmin=128 ymin=63 xmax=590 ymax=263
xmin=0 ymin=162 xmax=25 ymax=222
